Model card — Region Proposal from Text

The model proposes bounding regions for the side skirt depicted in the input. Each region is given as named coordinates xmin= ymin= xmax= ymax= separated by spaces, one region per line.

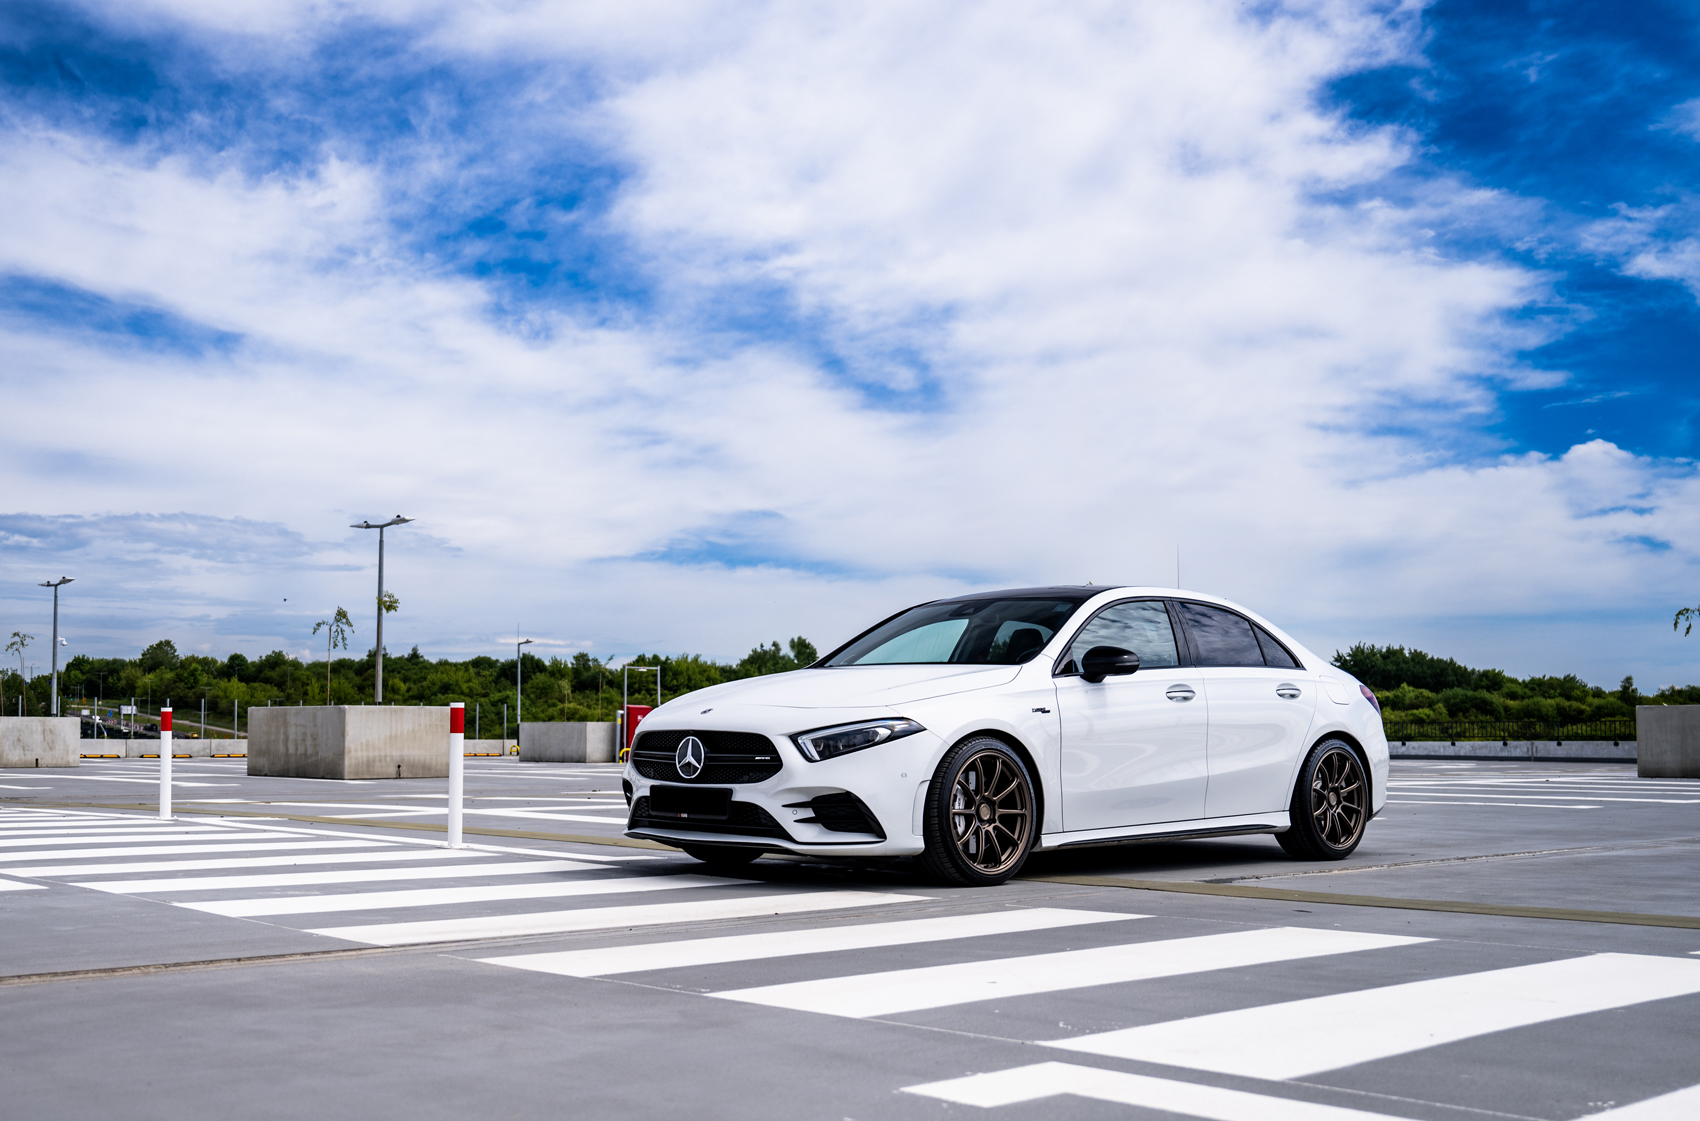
xmin=1037 ymin=812 xmax=1290 ymax=852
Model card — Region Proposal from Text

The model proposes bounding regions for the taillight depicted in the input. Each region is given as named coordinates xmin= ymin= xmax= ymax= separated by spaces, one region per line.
xmin=1360 ymin=684 xmax=1381 ymax=712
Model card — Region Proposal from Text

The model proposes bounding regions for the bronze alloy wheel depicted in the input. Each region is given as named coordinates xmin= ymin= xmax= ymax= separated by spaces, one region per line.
xmin=1278 ymin=739 xmax=1368 ymax=860
xmin=921 ymin=738 xmax=1035 ymax=885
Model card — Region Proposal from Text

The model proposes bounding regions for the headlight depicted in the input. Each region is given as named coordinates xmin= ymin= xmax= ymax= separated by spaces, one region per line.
xmin=791 ymin=718 xmax=925 ymax=762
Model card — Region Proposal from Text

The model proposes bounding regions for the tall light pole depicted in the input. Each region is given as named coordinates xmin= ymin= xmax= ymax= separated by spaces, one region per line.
xmin=351 ymin=516 xmax=413 ymax=703
xmin=516 ymin=638 xmax=534 ymax=728
xmin=39 ymin=577 xmax=72 ymax=717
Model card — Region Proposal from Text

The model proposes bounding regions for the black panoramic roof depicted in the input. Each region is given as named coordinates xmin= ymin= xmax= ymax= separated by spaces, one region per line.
xmin=933 ymin=585 xmax=1121 ymax=603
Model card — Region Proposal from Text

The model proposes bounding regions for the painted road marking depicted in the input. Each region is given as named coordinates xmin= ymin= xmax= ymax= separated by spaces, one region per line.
xmin=711 ymin=927 xmax=1426 ymax=1019
xmin=905 ymin=1061 xmax=1396 ymax=1119
xmin=0 ymin=829 xmax=260 ymax=848
xmin=70 ymin=858 xmax=596 ymax=893
xmin=0 ymin=839 xmax=392 ymax=866
xmin=1045 ymin=952 xmax=1700 ymax=1078
xmin=308 ymin=890 xmax=926 ymax=946
xmin=0 ymin=878 xmax=47 ymax=891
xmin=482 ymin=908 xmax=1144 ymax=978
xmin=180 ymin=872 xmax=742 ymax=917
xmin=906 ymin=1063 xmax=1700 ymax=1121
xmin=10 ymin=847 xmax=480 ymax=878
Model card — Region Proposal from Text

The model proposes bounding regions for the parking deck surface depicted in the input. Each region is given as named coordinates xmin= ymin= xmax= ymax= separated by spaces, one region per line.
xmin=1 ymin=757 xmax=1696 ymax=1120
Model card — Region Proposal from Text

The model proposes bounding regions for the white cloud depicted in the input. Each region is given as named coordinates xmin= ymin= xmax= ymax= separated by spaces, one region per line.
xmin=3 ymin=1 xmax=1697 ymax=688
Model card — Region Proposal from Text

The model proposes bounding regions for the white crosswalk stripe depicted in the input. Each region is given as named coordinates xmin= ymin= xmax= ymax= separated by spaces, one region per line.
xmin=71 ymin=858 xmax=600 ymax=893
xmin=481 ymin=908 xmax=1143 ymax=977
xmin=1044 ymin=951 xmax=1700 ymax=1078
xmin=179 ymin=872 xmax=742 ymax=916
xmin=710 ymin=927 xmax=1427 ymax=1018
xmin=905 ymin=1064 xmax=1700 ymax=1120
xmin=306 ymin=890 xmax=927 ymax=946
xmin=0 ymin=831 xmax=325 ymax=851
xmin=9 ymin=846 xmax=481 ymax=878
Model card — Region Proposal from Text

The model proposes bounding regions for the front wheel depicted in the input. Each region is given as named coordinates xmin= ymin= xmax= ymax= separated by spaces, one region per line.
xmin=1276 ymin=739 xmax=1368 ymax=860
xmin=918 ymin=737 xmax=1037 ymax=886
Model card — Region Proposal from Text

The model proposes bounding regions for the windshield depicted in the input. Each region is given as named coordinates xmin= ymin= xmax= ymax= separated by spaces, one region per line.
xmin=823 ymin=597 xmax=1091 ymax=667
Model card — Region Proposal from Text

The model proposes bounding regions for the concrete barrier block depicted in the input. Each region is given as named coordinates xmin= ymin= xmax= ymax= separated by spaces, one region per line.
xmin=248 ymin=706 xmax=449 ymax=779
xmin=121 ymin=737 xmax=239 ymax=759
xmin=520 ymin=722 xmax=616 ymax=763
xmin=1637 ymin=705 xmax=1700 ymax=778
xmin=0 ymin=718 xmax=80 ymax=768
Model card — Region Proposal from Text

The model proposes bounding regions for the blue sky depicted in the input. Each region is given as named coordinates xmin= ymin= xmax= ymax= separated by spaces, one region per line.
xmin=1 ymin=1 xmax=1697 ymax=689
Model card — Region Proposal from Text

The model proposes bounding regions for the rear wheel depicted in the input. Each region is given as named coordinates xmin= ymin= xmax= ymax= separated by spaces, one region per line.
xmin=1277 ymin=739 xmax=1368 ymax=860
xmin=680 ymin=844 xmax=762 ymax=867
xmin=918 ymin=737 xmax=1036 ymax=886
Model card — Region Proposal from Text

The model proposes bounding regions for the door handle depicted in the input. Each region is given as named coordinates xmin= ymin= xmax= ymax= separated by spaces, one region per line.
xmin=1165 ymin=685 xmax=1196 ymax=702
xmin=1276 ymin=684 xmax=1302 ymax=699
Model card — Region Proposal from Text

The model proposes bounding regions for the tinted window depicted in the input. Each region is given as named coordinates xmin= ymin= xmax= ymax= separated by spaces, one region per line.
xmin=824 ymin=597 xmax=1087 ymax=666
xmin=1059 ymin=600 xmax=1180 ymax=674
xmin=1254 ymin=624 xmax=1300 ymax=669
xmin=1178 ymin=603 xmax=1264 ymax=667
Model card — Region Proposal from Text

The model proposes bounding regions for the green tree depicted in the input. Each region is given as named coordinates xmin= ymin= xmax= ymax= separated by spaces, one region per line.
xmin=312 ymin=607 xmax=355 ymax=705
xmin=139 ymin=639 xmax=180 ymax=673
xmin=1677 ymin=605 xmax=1700 ymax=637
xmin=5 ymin=632 xmax=32 ymax=715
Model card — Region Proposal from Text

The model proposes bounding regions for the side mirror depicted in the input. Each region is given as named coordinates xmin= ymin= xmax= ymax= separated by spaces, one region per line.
xmin=1081 ymin=646 xmax=1140 ymax=684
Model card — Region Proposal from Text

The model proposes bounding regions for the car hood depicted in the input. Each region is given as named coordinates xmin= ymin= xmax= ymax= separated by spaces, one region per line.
xmin=680 ymin=664 xmax=1025 ymax=710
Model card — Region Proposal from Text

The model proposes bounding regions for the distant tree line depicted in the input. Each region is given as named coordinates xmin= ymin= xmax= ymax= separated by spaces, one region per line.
xmin=1333 ymin=643 xmax=1700 ymax=725
xmin=1 ymin=635 xmax=820 ymax=736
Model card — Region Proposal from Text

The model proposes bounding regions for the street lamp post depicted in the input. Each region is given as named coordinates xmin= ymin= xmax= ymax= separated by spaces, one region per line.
xmin=38 ymin=577 xmax=72 ymax=717
xmin=516 ymin=638 xmax=535 ymax=732
xmin=351 ymin=516 xmax=413 ymax=703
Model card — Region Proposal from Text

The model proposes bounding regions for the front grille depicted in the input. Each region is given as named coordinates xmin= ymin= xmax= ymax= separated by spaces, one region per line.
xmin=628 ymin=796 xmax=792 ymax=839
xmin=632 ymin=729 xmax=784 ymax=784
xmin=783 ymin=791 xmax=886 ymax=838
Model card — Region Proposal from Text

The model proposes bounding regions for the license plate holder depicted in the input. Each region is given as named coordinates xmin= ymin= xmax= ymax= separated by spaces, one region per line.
xmin=648 ymin=785 xmax=733 ymax=821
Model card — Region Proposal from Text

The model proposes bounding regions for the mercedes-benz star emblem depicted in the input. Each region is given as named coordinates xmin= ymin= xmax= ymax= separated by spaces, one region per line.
xmin=675 ymin=735 xmax=706 ymax=780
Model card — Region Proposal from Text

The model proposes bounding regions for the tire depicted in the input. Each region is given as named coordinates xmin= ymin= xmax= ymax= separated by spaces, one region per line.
xmin=1277 ymin=739 xmax=1369 ymax=860
xmin=680 ymin=844 xmax=762 ymax=867
xmin=918 ymin=737 xmax=1037 ymax=886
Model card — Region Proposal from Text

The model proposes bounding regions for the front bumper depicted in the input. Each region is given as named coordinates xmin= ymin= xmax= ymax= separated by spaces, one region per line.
xmin=623 ymin=725 xmax=939 ymax=857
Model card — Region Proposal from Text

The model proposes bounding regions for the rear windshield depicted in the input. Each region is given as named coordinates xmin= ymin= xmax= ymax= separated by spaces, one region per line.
xmin=823 ymin=597 xmax=1090 ymax=666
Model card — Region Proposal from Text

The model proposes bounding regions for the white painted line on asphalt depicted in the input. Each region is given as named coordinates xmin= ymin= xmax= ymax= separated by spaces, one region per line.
xmin=712 ymin=927 xmax=1427 ymax=1019
xmin=181 ymin=872 xmax=741 ymax=916
xmin=483 ymin=908 xmax=1145 ymax=978
xmin=0 ymin=878 xmax=47 ymax=891
xmin=904 ymin=1061 xmax=1395 ymax=1119
xmin=308 ymin=890 xmax=926 ymax=946
xmin=0 ymin=839 xmax=385 ymax=865
xmin=0 ymin=830 xmax=241 ymax=848
xmin=1045 ymin=952 xmax=1700 ymax=1079
xmin=1580 ymin=1082 xmax=1700 ymax=1119
xmin=10 ymin=846 xmax=472 ymax=878
xmin=77 ymin=858 xmax=596 ymax=893
xmin=15 ymin=775 xmax=237 ymax=786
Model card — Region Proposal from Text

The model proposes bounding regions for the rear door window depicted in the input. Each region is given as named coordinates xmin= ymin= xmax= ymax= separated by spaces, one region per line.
xmin=1177 ymin=602 xmax=1265 ymax=668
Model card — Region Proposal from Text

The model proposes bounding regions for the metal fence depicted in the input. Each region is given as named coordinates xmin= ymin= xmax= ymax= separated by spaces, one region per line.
xmin=1381 ymin=719 xmax=1636 ymax=743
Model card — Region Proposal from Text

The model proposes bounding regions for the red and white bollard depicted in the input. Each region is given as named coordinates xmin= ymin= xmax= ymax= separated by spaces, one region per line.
xmin=448 ymin=702 xmax=465 ymax=848
xmin=158 ymin=706 xmax=173 ymax=820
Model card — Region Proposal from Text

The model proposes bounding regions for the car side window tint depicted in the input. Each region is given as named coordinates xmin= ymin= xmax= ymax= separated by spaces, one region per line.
xmin=1178 ymin=602 xmax=1264 ymax=667
xmin=1254 ymin=623 xmax=1300 ymax=669
xmin=1058 ymin=600 xmax=1179 ymax=674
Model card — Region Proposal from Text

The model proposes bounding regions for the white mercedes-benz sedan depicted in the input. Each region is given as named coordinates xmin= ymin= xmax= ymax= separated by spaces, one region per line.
xmin=622 ymin=586 xmax=1387 ymax=886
